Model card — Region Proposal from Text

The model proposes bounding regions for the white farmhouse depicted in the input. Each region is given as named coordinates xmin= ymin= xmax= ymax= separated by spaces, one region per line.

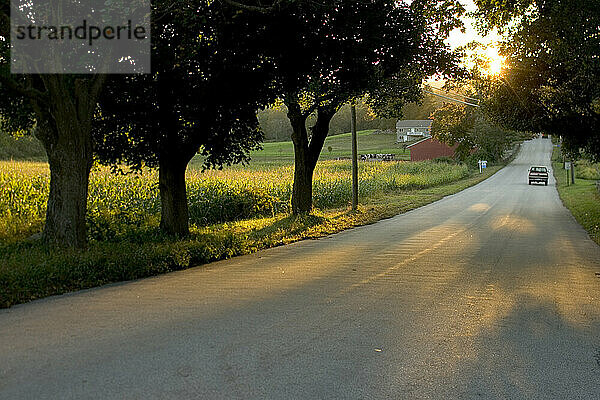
xmin=396 ymin=120 xmax=433 ymax=143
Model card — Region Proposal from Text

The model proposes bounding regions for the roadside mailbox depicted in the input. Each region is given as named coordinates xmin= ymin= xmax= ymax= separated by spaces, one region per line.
xmin=478 ymin=160 xmax=488 ymax=174
xmin=565 ymin=161 xmax=574 ymax=185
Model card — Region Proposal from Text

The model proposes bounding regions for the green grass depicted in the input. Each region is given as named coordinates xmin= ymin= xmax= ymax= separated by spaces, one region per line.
xmin=190 ymin=130 xmax=411 ymax=167
xmin=552 ymin=148 xmax=600 ymax=245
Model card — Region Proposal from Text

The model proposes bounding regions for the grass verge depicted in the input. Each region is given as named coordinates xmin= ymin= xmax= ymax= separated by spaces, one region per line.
xmin=552 ymin=148 xmax=600 ymax=245
xmin=0 ymin=165 xmax=501 ymax=308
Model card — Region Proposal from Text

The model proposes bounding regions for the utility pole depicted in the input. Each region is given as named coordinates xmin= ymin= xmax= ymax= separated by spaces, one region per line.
xmin=351 ymin=103 xmax=359 ymax=210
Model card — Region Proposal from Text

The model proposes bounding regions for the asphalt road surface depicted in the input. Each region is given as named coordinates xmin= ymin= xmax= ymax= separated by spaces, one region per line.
xmin=2 ymin=138 xmax=600 ymax=399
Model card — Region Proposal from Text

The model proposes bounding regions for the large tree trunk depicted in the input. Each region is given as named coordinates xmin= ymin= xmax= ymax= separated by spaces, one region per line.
xmin=33 ymin=76 xmax=104 ymax=248
xmin=42 ymin=132 xmax=93 ymax=248
xmin=158 ymin=155 xmax=194 ymax=236
xmin=287 ymin=98 xmax=336 ymax=214
xmin=291 ymin=147 xmax=315 ymax=214
xmin=288 ymin=101 xmax=312 ymax=214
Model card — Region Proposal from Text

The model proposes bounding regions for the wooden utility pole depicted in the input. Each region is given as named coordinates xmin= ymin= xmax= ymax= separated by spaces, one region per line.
xmin=351 ymin=104 xmax=359 ymax=210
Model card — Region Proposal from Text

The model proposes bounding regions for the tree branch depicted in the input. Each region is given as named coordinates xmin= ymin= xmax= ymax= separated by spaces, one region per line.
xmin=300 ymin=92 xmax=338 ymax=119
xmin=0 ymin=74 xmax=47 ymax=103
xmin=220 ymin=0 xmax=285 ymax=14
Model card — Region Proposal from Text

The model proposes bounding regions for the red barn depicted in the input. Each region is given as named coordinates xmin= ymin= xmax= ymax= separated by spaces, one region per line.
xmin=407 ymin=137 xmax=456 ymax=161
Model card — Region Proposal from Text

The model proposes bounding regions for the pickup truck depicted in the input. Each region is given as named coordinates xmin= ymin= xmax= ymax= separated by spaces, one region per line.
xmin=528 ymin=166 xmax=549 ymax=186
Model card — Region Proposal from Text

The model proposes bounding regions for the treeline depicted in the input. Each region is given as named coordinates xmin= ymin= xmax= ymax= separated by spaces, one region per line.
xmin=0 ymin=1 xmax=465 ymax=248
xmin=0 ymin=130 xmax=46 ymax=161
xmin=259 ymin=93 xmax=448 ymax=142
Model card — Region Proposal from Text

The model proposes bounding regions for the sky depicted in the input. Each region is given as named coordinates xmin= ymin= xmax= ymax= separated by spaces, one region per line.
xmin=446 ymin=0 xmax=502 ymax=50
xmin=439 ymin=0 xmax=507 ymax=77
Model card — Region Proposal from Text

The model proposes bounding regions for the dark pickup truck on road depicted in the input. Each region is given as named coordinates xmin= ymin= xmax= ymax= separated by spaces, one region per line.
xmin=528 ymin=166 xmax=549 ymax=186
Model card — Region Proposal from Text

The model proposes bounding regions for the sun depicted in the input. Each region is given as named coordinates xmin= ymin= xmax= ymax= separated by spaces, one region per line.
xmin=483 ymin=46 xmax=506 ymax=76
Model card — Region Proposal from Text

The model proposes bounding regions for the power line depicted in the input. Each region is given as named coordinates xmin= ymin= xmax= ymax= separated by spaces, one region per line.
xmin=426 ymin=86 xmax=481 ymax=103
xmin=422 ymin=89 xmax=480 ymax=108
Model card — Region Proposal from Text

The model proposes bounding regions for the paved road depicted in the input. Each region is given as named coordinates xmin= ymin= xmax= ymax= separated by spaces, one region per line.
xmin=2 ymin=138 xmax=600 ymax=399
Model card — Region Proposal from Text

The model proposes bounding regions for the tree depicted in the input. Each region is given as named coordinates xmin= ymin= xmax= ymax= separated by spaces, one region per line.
xmin=94 ymin=1 xmax=276 ymax=236
xmin=431 ymin=103 xmax=477 ymax=160
xmin=0 ymin=2 xmax=110 ymax=248
xmin=264 ymin=0 xmax=463 ymax=213
xmin=474 ymin=0 xmax=600 ymax=158
xmin=431 ymin=103 xmax=521 ymax=162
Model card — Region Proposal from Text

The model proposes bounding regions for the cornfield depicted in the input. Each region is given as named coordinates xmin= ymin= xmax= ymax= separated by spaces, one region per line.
xmin=0 ymin=160 xmax=469 ymax=241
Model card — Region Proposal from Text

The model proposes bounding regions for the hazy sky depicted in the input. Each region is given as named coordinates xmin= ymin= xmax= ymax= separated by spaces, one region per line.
xmin=446 ymin=0 xmax=501 ymax=49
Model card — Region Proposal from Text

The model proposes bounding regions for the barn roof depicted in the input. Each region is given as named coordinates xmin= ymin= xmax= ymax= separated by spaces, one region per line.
xmin=406 ymin=137 xmax=432 ymax=148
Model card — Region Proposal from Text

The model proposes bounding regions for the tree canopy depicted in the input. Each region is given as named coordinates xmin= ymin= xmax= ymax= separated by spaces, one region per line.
xmin=259 ymin=0 xmax=464 ymax=213
xmin=94 ymin=1 xmax=278 ymax=235
xmin=475 ymin=0 xmax=600 ymax=159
